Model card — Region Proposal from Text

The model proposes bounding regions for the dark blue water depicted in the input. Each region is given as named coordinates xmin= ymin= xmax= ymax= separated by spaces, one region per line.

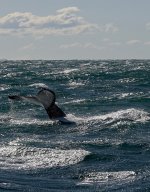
xmin=0 ymin=60 xmax=150 ymax=191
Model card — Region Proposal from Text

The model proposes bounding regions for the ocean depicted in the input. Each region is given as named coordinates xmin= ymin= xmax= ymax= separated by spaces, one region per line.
xmin=0 ymin=60 xmax=150 ymax=191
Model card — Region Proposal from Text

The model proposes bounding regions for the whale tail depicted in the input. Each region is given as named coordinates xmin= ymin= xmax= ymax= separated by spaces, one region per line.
xmin=8 ymin=88 xmax=66 ymax=119
xmin=37 ymin=88 xmax=66 ymax=118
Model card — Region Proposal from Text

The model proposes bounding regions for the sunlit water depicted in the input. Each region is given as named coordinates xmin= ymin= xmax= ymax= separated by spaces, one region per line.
xmin=0 ymin=60 xmax=150 ymax=191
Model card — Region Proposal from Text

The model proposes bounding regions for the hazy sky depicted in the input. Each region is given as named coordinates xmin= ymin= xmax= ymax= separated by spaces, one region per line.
xmin=0 ymin=0 xmax=150 ymax=59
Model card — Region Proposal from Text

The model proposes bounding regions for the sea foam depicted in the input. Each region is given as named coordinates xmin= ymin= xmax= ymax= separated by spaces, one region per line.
xmin=0 ymin=146 xmax=90 ymax=170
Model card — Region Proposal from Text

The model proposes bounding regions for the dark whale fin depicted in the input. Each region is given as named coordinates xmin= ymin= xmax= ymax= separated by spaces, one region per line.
xmin=8 ymin=88 xmax=66 ymax=119
xmin=46 ymin=104 xmax=66 ymax=119
xmin=36 ymin=88 xmax=66 ymax=118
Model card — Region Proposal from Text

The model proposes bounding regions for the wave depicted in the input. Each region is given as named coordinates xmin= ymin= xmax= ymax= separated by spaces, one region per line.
xmin=64 ymin=99 xmax=86 ymax=104
xmin=1 ymin=108 xmax=149 ymax=127
xmin=0 ymin=84 xmax=10 ymax=91
xmin=51 ymin=68 xmax=79 ymax=75
xmin=90 ymin=108 xmax=150 ymax=123
xmin=28 ymin=83 xmax=49 ymax=88
xmin=10 ymin=118 xmax=53 ymax=126
xmin=0 ymin=114 xmax=53 ymax=126
xmin=68 ymin=81 xmax=85 ymax=88
xmin=78 ymin=171 xmax=136 ymax=185
xmin=0 ymin=107 xmax=149 ymax=130
xmin=63 ymin=69 xmax=79 ymax=74
xmin=67 ymin=108 xmax=150 ymax=125
xmin=0 ymin=146 xmax=90 ymax=170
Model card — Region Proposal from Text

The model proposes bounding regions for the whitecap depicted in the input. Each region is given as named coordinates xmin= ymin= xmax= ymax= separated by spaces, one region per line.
xmin=68 ymin=81 xmax=85 ymax=87
xmin=64 ymin=99 xmax=86 ymax=104
xmin=0 ymin=87 xmax=6 ymax=91
xmin=0 ymin=146 xmax=90 ymax=170
xmin=0 ymin=114 xmax=12 ymax=123
xmin=63 ymin=69 xmax=79 ymax=74
xmin=118 ymin=78 xmax=136 ymax=83
xmin=0 ymin=84 xmax=10 ymax=91
xmin=9 ymin=118 xmax=53 ymax=126
xmin=88 ymin=108 xmax=149 ymax=123
xmin=28 ymin=83 xmax=49 ymax=89
xmin=78 ymin=171 xmax=136 ymax=185
xmin=117 ymin=92 xmax=134 ymax=99
xmin=0 ymin=114 xmax=53 ymax=126
xmin=70 ymin=108 xmax=150 ymax=124
xmin=53 ymin=68 xmax=79 ymax=75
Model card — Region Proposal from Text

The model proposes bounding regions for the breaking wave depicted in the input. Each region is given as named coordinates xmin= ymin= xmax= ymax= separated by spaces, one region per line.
xmin=0 ymin=145 xmax=90 ymax=170
xmin=78 ymin=171 xmax=136 ymax=185
xmin=67 ymin=108 xmax=150 ymax=124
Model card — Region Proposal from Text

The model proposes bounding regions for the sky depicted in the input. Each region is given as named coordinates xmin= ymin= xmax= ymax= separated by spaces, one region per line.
xmin=0 ymin=0 xmax=150 ymax=60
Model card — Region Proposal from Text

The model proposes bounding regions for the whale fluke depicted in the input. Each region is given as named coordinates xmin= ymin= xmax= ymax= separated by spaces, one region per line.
xmin=8 ymin=88 xmax=68 ymax=122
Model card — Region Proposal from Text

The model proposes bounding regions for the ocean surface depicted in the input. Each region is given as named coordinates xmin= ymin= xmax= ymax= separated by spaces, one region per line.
xmin=0 ymin=60 xmax=150 ymax=191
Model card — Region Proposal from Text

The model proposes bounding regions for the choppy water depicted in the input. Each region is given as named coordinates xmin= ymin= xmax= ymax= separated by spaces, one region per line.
xmin=0 ymin=60 xmax=150 ymax=191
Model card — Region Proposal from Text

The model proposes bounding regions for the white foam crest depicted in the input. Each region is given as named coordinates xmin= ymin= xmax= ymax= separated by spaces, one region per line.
xmin=9 ymin=118 xmax=53 ymax=126
xmin=53 ymin=68 xmax=79 ymax=75
xmin=0 ymin=84 xmax=10 ymax=91
xmin=65 ymin=114 xmax=83 ymax=123
xmin=68 ymin=81 xmax=85 ymax=88
xmin=86 ymin=108 xmax=150 ymax=123
xmin=0 ymin=114 xmax=54 ymax=125
xmin=8 ymin=138 xmax=25 ymax=146
xmin=118 ymin=78 xmax=136 ymax=83
xmin=0 ymin=114 xmax=12 ymax=123
xmin=78 ymin=171 xmax=136 ymax=185
xmin=8 ymin=136 xmax=45 ymax=147
xmin=115 ymin=92 xmax=146 ymax=100
xmin=63 ymin=68 xmax=79 ymax=74
xmin=65 ymin=99 xmax=86 ymax=104
xmin=68 ymin=108 xmax=150 ymax=125
xmin=3 ymin=73 xmax=16 ymax=78
xmin=117 ymin=92 xmax=134 ymax=99
xmin=0 ymin=146 xmax=90 ymax=170
xmin=28 ymin=83 xmax=49 ymax=88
